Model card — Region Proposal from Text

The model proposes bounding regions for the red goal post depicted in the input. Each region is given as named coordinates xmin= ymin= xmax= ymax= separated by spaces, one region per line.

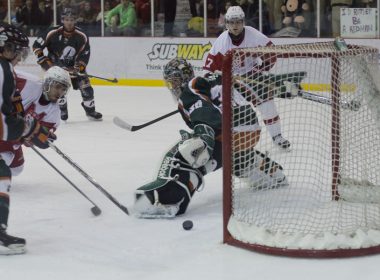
xmin=222 ymin=41 xmax=380 ymax=257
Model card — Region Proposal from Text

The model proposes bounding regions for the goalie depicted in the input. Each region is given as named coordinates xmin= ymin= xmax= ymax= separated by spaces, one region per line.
xmin=133 ymin=58 xmax=288 ymax=219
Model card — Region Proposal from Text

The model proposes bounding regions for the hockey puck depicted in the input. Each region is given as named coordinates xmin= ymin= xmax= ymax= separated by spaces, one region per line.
xmin=182 ymin=220 xmax=193 ymax=230
xmin=91 ymin=206 xmax=102 ymax=216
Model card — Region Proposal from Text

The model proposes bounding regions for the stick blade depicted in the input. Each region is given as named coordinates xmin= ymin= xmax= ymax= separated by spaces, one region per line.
xmin=113 ymin=117 xmax=133 ymax=131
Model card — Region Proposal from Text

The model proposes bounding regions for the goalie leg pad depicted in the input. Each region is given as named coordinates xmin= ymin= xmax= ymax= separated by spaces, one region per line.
xmin=133 ymin=171 xmax=199 ymax=218
xmin=133 ymin=151 xmax=204 ymax=219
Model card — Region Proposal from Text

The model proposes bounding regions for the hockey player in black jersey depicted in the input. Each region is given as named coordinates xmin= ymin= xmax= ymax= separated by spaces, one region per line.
xmin=0 ymin=23 xmax=32 ymax=255
xmin=32 ymin=7 xmax=102 ymax=121
xmin=132 ymin=58 xmax=288 ymax=218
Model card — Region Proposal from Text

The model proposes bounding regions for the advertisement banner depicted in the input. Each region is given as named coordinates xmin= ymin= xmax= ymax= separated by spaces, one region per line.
xmin=17 ymin=37 xmax=380 ymax=86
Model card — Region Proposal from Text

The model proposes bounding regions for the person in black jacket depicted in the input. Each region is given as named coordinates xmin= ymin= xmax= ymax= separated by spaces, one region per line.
xmin=0 ymin=23 xmax=40 ymax=255
xmin=32 ymin=7 xmax=102 ymax=121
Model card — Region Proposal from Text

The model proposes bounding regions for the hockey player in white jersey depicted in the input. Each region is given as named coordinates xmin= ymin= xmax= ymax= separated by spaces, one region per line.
xmin=203 ymin=6 xmax=291 ymax=150
xmin=0 ymin=66 xmax=71 ymax=255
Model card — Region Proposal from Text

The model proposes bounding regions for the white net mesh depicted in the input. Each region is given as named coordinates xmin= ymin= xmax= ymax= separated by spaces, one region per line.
xmin=224 ymin=41 xmax=380 ymax=254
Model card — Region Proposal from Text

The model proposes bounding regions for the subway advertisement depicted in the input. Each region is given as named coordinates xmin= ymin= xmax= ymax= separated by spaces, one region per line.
xmin=19 ymin=37 xmax=380 ymax=86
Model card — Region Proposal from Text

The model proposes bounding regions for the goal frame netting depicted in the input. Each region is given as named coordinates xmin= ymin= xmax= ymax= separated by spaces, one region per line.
xmin=222 ymin=42 xmax=380 ymax=258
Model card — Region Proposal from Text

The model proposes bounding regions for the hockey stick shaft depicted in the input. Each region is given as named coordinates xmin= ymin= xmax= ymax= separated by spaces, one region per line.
xmin=69 ymin=71 xmax=118 ymax=83
xmin=48 ymin=142 xmax=129 ymax=215
xmin=86 ymin=74 xmax=118 ymax=83
xmin=298 ymin=90 xmax=360 ymax=111
xmin=113 ymin=109 xmax=179 ymax=132
xmin=31 ymin=146 xmax=102 ymax=216
xmin=235 ymin=75 xmax=359 ymax=111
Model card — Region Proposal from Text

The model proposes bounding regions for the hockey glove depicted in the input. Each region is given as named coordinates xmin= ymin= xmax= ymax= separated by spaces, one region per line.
xmin=74 ymin=62 xmax=87 ymax=76
xmin=38 ymin=56 xmax=54 ymax=71
xmin=21 ymin=113 xmax=56 ymax=149
xmin=23 ymin=125 xmax=56 ymax=149
xmin=178 ymin=124 xmax=215 ymax=168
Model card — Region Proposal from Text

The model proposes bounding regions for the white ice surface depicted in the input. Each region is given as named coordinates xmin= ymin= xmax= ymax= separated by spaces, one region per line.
xmin=2 ymin=86 xmax=380 ymax=280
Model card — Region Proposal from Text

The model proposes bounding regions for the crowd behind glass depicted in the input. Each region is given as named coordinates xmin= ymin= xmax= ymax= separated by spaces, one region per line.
xmin=0 ymin=0 xmax=377 ymax=38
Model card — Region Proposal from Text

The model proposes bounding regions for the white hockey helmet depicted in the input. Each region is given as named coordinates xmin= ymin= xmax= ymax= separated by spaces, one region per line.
xmin=225 ymin=6 xmax=245 ymax=36
xmin=43 ymin=66 xmax=71 ymax=102
xmin=225 ymin=6 xmax=245 ymax=23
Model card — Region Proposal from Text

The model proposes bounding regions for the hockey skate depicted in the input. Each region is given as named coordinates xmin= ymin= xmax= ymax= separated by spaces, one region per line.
xmin=81 ymin=102 xmax=103 ymax=121
xmin=0 ymin=228 xmax=26 ymax=255
xmin=272 ymin=134 xmax=291 ymax=151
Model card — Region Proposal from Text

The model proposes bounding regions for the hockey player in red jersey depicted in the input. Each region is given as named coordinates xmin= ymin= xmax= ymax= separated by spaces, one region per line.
xmin=0 ymin=64 xmax=71 ymax=255
xmin=203 ymin=6 xmax=291 ymax=150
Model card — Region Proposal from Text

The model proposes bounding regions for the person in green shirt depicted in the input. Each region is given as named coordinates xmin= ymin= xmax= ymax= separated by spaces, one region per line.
xmin=105 ymin=0 xmax=137 ymax=36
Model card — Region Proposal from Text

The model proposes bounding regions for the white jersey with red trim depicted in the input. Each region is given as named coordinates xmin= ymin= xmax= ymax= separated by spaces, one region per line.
xmin=15 ymin=70 xmax=60 ymax=129
xmin=203 ymin=26 xmax=272 ymax=75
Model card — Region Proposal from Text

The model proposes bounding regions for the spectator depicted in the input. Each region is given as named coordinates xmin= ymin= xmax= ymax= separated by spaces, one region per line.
xmin=218 ymin=0 xmax=235 ymax=30
xmin=96 ymin=0 xmax=111 ymax=27
xmin=236 ymin=0 xmax=255 ymax=22
xmin=0 ymin=1 xmax=6 ymax=21
xmin=198 ymin=0 xmax=219 ymax=19
xmin=189 ymin=0 xmax=198 ymax=17
xmin=37 ymin=0 xmax=53 ymax=27
xmin=77 ymin=0 xmax=98 ymax=35
xmin=105 ymin=0 xmax=137 ymax=36
xmin=16 ymin=0 xmax=41 ymax=36
xmin=162 ymin=0 xmax=176 ymax=36
xmin=135 ymin=0 xmax=151 ymax=34
xmin=265 ymin=0 xmax=283 ymax=33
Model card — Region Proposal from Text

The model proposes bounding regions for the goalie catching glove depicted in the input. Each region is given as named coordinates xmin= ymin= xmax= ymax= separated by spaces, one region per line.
xmin=178 ymin=124 xmax=215 ymax=168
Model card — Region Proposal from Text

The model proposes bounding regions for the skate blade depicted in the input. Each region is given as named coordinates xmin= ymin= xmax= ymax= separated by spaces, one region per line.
xmin=87 ymin=116 xmax=103 ymax=121
xmin=0 ymin=244 xmax=26 ymax=255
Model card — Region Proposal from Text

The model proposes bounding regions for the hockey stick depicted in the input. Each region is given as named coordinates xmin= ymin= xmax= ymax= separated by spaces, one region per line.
xmin=47 ymin=142 xmax=129 ymax=215
xmin=113 ymin=109 xmax=180 ymax=132
xmin=31 ymin=146 xmax=102 ymax=216
xmin=86 ymin=74 xmax=118 ymax=83
xmin=234 ymin=75 xmax=360 ymax=111
xmin=298 ymin=90 xmax=360 ymax=111
xmin=68 ymin=71 xmax=118 ymax=83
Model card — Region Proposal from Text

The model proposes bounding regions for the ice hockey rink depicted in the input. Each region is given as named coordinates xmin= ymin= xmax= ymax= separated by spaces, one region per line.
xmin=2 ymin=85 xmax=380 ymax=280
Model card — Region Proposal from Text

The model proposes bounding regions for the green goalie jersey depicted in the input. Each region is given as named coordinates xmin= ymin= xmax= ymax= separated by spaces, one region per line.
xmin=178 ymin=75 xmax=223 ymax=140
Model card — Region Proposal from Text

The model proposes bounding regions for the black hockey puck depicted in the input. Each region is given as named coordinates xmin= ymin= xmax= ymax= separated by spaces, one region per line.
xmin=91 ymin=206 xmax=102 ymax=216
xmin=182 ymin=220 xmax=193 ymax=230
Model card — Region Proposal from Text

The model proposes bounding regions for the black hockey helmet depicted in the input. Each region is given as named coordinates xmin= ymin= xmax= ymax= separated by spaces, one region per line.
xmin=0 ymin=23 xmax=29 ymax=60
xmin=163 ymin=58 xmax=194 ymax=99
xmin=61 ymin=7 xmax=77 ymax=20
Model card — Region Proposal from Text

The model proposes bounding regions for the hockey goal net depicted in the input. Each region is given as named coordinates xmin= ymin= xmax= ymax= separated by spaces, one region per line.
xmin=222 ymin=41 xmax=380 ymax=257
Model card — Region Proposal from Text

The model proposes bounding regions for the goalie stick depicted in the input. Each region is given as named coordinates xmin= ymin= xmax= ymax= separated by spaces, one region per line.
xmin=31 ymin=146 xmax=102 ymax=216
xmin=48 ymin=142 xmax=130 ymax=215
xmin=113 ymin=109 xmax=179 ymax=132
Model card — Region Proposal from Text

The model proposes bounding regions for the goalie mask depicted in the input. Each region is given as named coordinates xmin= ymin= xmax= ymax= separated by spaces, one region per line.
xmin=0 ymin=23 xmax=29 ymax=62
xmin=225 ymin=6 xmax=245 ymax=36
xmin=42 ymin=66 xmax=71 ymax=103
xmin=163 ymin=58 xmax=194 ymax=100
